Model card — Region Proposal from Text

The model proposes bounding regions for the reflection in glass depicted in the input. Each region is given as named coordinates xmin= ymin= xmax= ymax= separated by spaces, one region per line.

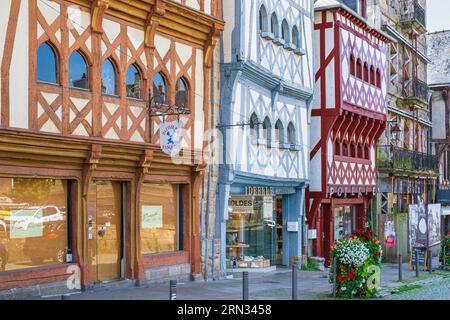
xmin=126 ymin=64 xmax=142 ymax=99
xmin=140 ymin=184 xmax=178 ymax=254
xmin=0 ymin=178 xmax=67 ymax=272
xmin=37 ymin=42 xmax=58 ymax=83
xmin=175 ymin=78 xmax=188 ymax=108
xmin=69 ymin=50 xmax=89 ymax=89
xmin=334 ymin=207 xmax=344 ymax=241
xmin=101 ymin=58 xmax=117 ymax=95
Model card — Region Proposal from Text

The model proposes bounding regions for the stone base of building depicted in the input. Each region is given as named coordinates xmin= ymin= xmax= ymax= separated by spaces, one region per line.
xmin=143 ymin=263 xmax=191 ymax=284
xmin=0 ymin=280 xmax=79 ymax=300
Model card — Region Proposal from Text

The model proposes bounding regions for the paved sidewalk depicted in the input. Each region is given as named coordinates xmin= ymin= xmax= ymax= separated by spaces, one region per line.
xmin=33 ymin=258 xmax=449 ymax=300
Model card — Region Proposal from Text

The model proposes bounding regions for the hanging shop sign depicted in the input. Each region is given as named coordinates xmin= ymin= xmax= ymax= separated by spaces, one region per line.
xmin=160 ymin=120 xmax=183 ymax=156
xmin=384 ymin=220 xmax=396 ymax=248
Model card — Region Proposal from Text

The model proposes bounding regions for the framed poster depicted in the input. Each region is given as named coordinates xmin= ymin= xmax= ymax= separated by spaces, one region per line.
xmin=142 ymin=205 xmax=163 ymax=229
xmin=384 ymin=220 xmax=396 ymax=248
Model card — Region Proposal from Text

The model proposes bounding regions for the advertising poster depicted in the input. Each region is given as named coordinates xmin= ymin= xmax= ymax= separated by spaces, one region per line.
xmin=142 ymin=206 xmax=163 ymax=229
xmin=9 ymin=208 xmax=43 ymax=239
xmin=384 ymin=220 xmax=396 ymax=248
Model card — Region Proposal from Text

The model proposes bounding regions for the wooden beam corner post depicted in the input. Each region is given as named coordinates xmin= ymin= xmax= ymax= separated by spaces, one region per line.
xmin=144 ymin=0 xmax=166 ymax=49
xmin=133 ymin=149 xmax=154 ymax=280
xmin=191 ymin=160 xmax=207 ymax=274
xmin=80 ymin=144 xmax=102 ymax=287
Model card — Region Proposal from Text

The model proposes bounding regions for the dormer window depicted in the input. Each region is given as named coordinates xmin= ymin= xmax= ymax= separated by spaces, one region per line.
xmin=341 ymin=0 xmax=367 ymax=18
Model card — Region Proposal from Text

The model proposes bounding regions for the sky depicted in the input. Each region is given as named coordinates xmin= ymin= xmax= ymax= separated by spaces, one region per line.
xmin=427 ymin=0 xmax=450 ymax=33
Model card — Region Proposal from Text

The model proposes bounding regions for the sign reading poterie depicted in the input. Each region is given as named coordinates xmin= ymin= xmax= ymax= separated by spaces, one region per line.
xmin=160 ymin=120 xmax=183 ymax=156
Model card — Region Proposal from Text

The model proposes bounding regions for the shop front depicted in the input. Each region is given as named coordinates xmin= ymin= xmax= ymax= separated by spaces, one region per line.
xmin=222 ymin=181 xmax=305 ymax=272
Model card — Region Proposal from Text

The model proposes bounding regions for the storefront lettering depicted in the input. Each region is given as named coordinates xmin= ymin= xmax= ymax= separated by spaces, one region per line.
xmin=245 ymin=186 xmax=274 ymax=196
xmin=328 ymin=185 xmax=377 ymax=198
xmin=229 ymin=198 xmax=253 ymax=207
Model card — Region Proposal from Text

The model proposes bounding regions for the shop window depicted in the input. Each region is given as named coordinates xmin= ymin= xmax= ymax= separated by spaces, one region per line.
xmin=250 ymin=113 xmax=260 ymax=139
xmin=376 ymin=68 xmax=382 ymax=88
xmin=363 ymin=62 xmax=369 ymax=82
xmin=335 ymin=140 xmax=341 ymax=156
xmin=275 ymin=120 xmax=284 ymax=143
xmin=37 ymin=42 xmax=58 ymax=84
xmin=370 ymin=65 xmax=375 ymax=85
xmin=271 ymin=13 xmax=279 ymax=37
xmin=259 ymin=5 xmax=268 ymax=32
xmin=175 ymin=77 xmax=189 ymax=108
xmin=292 ymin=26 xmax=300 ymax=49
xmin=263 ymin=117 xmax=272 ymax=145
xmin=69 ymin=50 xmax=89 ymax=89
xmin=126 ymin=63 xmax=142 ymax=99
xmin=153 ymin=72 xmax=167 ymax=105
xmin=101 ymin=58 xmax=117 ymax=95
xmin=287 ymin=122 xmax=296 ymax=145
xmin=350 ymin=54 xmax=356 ymax=76
xmin=356 ymin=59 xmax=362 ymax=79
xmin=140 ymin=184 xmax=181 ymax=255
xmin=281 ymin=19 xmax=290 ymax=43
xmin=0 ymin=178 xmax=70 ymax=272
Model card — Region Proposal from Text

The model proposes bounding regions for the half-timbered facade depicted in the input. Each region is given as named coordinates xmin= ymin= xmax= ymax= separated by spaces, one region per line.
xmin=0 ymin=0 xmax=223 ymax=295
xmin=217 ymin=0 xmax=314 ymax=273
xmin=308 ymin=0 xmax=389 ymax=263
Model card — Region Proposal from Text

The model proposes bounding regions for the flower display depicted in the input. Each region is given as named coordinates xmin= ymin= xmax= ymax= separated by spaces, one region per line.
xmin=330 ymin=228 xmax=383 ymax=299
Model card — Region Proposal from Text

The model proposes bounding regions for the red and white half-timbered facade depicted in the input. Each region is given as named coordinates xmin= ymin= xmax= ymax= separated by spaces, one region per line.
xmin=307 ymin=0 xmax=389 ymax=263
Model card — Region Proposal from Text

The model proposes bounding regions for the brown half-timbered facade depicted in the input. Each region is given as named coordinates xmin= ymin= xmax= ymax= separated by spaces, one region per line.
xmin=0 ymin=0 xmax=223 ymax=294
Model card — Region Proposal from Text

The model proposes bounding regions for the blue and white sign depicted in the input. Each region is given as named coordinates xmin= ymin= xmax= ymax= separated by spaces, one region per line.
xmin=160 ymin=120 xmax=182 ymax=156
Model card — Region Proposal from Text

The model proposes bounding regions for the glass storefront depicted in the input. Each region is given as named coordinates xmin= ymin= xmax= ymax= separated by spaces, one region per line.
xmin=226 ymin=194 xmax=280 ymax=269
xmin=0 ymin=178 xmax=68 ymax=272
xmin=333 ymin=205 xmax=357 ymax=241
xmin=140 ymin=183 xmax=179 ymax=255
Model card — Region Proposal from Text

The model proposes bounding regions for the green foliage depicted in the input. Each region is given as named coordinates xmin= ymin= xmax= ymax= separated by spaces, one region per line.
xmin=439 ymin=234 xmax=450 ymax=268
xmin=329 ymin=228 xmax=383 ymax=299
xmin=301 ymin=256 xmax=321 ymax=272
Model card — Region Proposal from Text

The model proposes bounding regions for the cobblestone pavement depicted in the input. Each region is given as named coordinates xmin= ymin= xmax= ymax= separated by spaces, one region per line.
xmin=383 ymin=276 xmax=450 ymax=300
xmin=27 ymin=259 xmax=449 ymax=300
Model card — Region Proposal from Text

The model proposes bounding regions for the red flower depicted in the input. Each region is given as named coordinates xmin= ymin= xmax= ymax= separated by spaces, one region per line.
xmin=337 ymin=276 xmax=342 ymax=281
xmin=344 ymin=277 xmax=349 ymax=282
xmin=375 ymin=251 xmax=380 ymax=256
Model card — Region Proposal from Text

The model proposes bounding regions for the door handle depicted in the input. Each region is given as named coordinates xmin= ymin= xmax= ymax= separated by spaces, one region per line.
xmin=97 ymin=226 xmax=106 ymax=237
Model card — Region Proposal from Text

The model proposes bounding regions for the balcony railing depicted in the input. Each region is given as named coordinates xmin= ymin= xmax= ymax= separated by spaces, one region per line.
xmin=405 ymin=78 xmax=429 ymax=102
xmin=400 ymin=0 xmax=426 ymax=31
xmin=377 ymin=145 xmax=438 ymax=173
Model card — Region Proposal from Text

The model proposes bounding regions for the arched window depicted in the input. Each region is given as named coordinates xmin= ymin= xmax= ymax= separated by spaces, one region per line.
xmin=292 ymin=26 xmax=300 ymax=49
xmin=69 ymin=50 xmax=89 ymax=89
xmin=126 ymin=63 xmax=142 ymax=99
xmin=175 ymin=77 xmax=189 ymax=108
xmin=271 ymin=13 xmax=279 ymax=37
xmin=287 ymin=122 xmax=296 ymax=145
xmin=275 ymin=120 xmax=284 ymax=143
xmin=281 ymin=19 xmax=290 ymax=43
xmin=263 ymin=116 xmax=271 ymax=143
xmin=350 ymin=142 xmax=356 ymax=158
xmin=363 ymin=62 xmax=369 ymax=82
xmin=335 ymin=140 xmax=341 ymax=156
xmin=250 ymin=113 xmax=259 ymax=139
xmin=356 ymin=59 xmax=362 ymax=79
xmin=376 ymin=69 xmax=382 ymax=88
xmin=259 ymin=5 xmax=268 ymax=32
xmin=357 ymin=144 xmax=363 ymax=158
xmin=153 ymin=72 xmax=167 ymax=104
xmin=350 ymin=54 xmax=356 ymax=76
xmin=370 ymin=65 xmax=375 ymax=85
xmin=37 ymin=42 xmax=58 ymax=83
xmin=364 ymin=145 xmax=370 ymax=160
xmin=101 ymin=58 xmax=117 ymax=95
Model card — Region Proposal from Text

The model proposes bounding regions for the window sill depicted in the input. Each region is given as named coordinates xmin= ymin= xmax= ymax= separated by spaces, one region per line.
xmin=294 ymin=48 xmax=306 ymax=56
xmin=283 ymin=43 xmax=294 ymax=51
xmin=261 ymin=31 xmax=274 ymax=40
xmin=37 ymin=80 xmax=62 ymax=87
xmin=279 ymin=143 xmax=292 ymax=150
xmin=127 ymin=97 xmax=146 ymax=103
xmin=102 ymin=93 xmax=120 ymax=99
xmin=69 ymin=86 xmax=92 ymax=93
xmin=289 ymin=144 xmax=302 ymax=152
xmin=273 ymin=38 xmax=285 ymax=46
xmin=334 ymin=155 xmax=371 ymax=164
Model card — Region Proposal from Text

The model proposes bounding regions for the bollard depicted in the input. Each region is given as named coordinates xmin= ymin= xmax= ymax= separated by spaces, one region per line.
xmin=415 ymin=250 xmax=419 ymax=277
xmin=242 ymin=271 xmax=249 ymax=300
xmin=292 ymin=264 xmax=298 ymax=300
xmin=169 ymin=280 xmax=177 ymax=300
xmin=398 ymin=254 xmax=402 ymax=281
xmin=429 ymin=251 xmax=433 ymax=274
xmin=444 ymin=245 xmax=447 ymax=271
xmin=332 ymin=256 xmax=337 ymax=299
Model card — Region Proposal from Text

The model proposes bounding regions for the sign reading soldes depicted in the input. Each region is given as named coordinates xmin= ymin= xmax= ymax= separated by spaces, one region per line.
xmin=229 ymin=196 xmax=253 ymax=209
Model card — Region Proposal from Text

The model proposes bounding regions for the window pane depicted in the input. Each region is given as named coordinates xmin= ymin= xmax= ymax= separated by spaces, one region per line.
xmin=140 ymin=184 xmax=178 ymax=254
xmin=126 ymin=64 xmax=141 ymax=99
xmin=101 ymin=59 xmax=116 ymax=95
xmin=37 ymin=43 xmax=57 ymax=83
xmin=0 ymin=178 xmax=67 ymax=272
xmin=69 ymin=51 xmax=88 ymax=89
xmin=153 ymin=72 xmax=166 ymax=95
xmin=175 ymin=78 xmax=188 ymax=107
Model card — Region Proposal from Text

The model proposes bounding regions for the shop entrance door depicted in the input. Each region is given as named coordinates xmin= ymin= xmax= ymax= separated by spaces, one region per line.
xmin=88 ymin=181 xmax=123 ymax=283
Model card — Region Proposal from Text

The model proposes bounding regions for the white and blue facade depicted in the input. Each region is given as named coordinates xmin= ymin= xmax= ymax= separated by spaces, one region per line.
xmin=217 ymin=0 xmax=314 ymax=272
